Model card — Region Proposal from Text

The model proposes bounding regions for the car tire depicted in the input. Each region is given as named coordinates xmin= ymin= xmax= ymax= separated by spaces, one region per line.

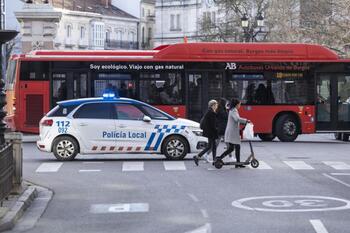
xmin=258 ymin=133 xmax=276 ymax=141
xmin=162 ymin=135 xmax=189 ymax=160
xmin=52 ymin=136 xmax=79 ymax=161
xmin=275 ymin=114 xmax=299 ymax=142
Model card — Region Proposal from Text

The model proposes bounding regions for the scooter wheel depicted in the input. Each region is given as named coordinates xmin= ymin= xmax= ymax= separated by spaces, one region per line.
xmin=214 ymin=159 xmax=224 ymax=169
xmin=251 ymin=159 xmax=259 ymax=168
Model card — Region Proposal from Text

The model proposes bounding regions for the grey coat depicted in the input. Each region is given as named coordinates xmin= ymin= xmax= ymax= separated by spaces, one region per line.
xmin=224 ymin=108 xmax=248 ymax=145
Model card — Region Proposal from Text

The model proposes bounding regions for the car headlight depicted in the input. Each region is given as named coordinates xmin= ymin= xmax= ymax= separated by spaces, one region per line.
xmin=188 ymin=127 xmax=203 ymax=136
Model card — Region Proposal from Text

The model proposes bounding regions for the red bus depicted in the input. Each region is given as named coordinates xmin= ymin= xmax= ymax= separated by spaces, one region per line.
xmin=5 ymin=43 xmax=350 ymax=141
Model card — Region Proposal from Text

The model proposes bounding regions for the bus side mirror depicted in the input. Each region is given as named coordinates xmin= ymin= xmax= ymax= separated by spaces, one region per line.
xmin=143 ymin=115 xmax=151 ymax=122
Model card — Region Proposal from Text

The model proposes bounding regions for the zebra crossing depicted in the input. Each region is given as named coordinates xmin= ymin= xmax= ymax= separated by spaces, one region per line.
xmin=34 ymin=160 xmax=350 ymax=173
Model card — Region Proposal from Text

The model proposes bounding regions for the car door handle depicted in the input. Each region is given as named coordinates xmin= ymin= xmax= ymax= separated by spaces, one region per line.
xmin=118 ymin=124 xmax=127 ymax=128
xmin=79 ymin=123 xmax=88 ymax=126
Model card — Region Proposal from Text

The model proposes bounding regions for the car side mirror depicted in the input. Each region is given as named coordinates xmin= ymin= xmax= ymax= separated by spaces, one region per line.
xmin=143 ymin=115 xmax=151 ymax=122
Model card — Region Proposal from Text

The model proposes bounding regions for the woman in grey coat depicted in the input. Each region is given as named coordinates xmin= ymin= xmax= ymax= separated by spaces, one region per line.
xmin=216 ymin=98 xmax=250 ymax=168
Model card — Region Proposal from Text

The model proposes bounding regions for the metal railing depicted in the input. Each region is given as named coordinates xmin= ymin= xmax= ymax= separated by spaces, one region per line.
xmin=0 ymin=144 xmax=14 ymax=202
xmin=104 ymin=40 xmax=138 ymax=50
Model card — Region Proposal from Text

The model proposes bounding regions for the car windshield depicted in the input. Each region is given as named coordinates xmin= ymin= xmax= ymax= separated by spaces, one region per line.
xmin=140 ymin=105 xmax=174 ymax=120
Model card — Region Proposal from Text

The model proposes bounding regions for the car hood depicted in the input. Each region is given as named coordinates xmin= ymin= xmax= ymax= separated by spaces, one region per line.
xmin=174 ymin=118 xmax=200 ymax=128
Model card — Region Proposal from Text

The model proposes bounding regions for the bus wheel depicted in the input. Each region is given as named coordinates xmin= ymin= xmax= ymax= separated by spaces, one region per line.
xmin=258 ymin=133 xmax=276 ymax=141
xmin=162 ymin=135 xmax=188 ymax=160
xmin=275 ymin=114 xmax=299 ymax=142
xmin=52 ymin=136 xmax=79 ymax=161
xmin=334 ymin=133 xmax=342 ymax=140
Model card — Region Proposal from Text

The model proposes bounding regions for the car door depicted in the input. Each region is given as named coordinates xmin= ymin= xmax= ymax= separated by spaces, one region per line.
xmin=113 ymin=103 xmax=154 ymax=152
xmin=72 ymin=102 xmax=116 ymax=153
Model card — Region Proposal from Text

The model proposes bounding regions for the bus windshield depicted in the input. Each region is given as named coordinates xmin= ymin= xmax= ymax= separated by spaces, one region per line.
xmin=5 ymin=60 xmax=17 ymax=90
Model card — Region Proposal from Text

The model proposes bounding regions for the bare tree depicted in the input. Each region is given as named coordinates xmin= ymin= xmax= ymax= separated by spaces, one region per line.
xmin=198 ymin=0 xmax=269 ymax=42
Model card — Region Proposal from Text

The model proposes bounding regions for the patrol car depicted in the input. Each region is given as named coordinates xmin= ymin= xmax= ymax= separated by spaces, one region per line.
xmin=37 ymin=95 xmax=207 ymax=161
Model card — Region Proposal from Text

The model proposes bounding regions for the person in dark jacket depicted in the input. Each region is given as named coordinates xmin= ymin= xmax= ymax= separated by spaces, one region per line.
xmin=194 ymin=100 xmax=218 ymax=166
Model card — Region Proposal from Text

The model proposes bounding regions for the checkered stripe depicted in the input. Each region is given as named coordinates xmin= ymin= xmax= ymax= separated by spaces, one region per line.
xmin=91 ymin=146 xmax=142 ymax=152
xmin=154 ymin=125 xmax=186 ymax=133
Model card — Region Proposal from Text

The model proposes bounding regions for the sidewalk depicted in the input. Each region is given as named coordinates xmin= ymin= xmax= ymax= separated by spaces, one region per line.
xmin=21 ymin=134 xmax=39 ymax=143
xmin=0 ymin=182 xmax=52 ymax=232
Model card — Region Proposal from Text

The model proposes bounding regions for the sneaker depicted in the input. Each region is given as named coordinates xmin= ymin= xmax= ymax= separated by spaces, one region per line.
xmin=193 ymin=156 xmax=199 ymax=166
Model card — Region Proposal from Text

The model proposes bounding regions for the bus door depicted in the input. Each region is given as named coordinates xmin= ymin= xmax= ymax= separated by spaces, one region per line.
xmin=207 ymin=72 xmax=224 ymax=102
xmin=72 ymin=73 xmax=88 ymax=99
xmin=93 ymin=73 xmax=135 ymax=98
xmin=316 ymin=73 xmax=350 ymax=131
xmin=187 ymin=73 xmax=204 ymax=121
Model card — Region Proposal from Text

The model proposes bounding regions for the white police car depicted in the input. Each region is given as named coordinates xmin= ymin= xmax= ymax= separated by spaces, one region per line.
xmin=37 ymin=95 xmax=207 ymax=161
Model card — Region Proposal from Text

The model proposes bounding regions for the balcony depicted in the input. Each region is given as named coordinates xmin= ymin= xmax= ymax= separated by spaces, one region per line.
xmin=78 ymin=38 xmax=89 ymax=48
xmin=105 ymin=40 xmax=138 ymax=50
xmin=64 ymin=37 xmax=75 ymax=47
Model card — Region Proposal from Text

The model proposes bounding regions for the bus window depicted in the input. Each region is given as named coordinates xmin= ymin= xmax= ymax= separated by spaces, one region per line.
xmin=94 ymin=73 xmax=135 ymax=98
xmin=52 ymin=73 xmax=67 ymax=104
xmin=139 ymin=73 xmax=183 ymax=105
xmin=337 ymin=74 xmax=350 ymax=122
xmin=271 ymin=79 xmax=311 ymax=105
xmin=5 ymin=60 xmax=17 ymax=90
xmin=19 ymin=61 xmax=49 ymax=81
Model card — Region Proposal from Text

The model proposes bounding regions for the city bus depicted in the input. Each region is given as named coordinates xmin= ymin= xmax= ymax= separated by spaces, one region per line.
xmin=5 ymin=43 xmax=350 ymax=141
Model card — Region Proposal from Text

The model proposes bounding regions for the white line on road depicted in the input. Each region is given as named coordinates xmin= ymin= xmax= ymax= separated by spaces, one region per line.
xmin=323 ymin=161 xmax=350 ymax=170
xmin=185 ymin=223 xmax=211 ymax=233
xmin=188 ymin=193 xmax=199 ymax=202
xmin=323 ymin=173 xmax=350 ymax=188
xmin=200 ymin=209 xmax=209 ymax=218
xmin=78 ymin=170 xmax=101 ymax=172
xmin=122 ymin=162 xmax=144 ymax=171
xmin=90 ymin=203 xmax=149 ymax=214
xmin=249 ymin=160 xmax=272 ymax=169
xmin=82 ymin=161 xmax=105 ymax=164
xmin=283 ymin=161 xmax=314 ymax=170
xmin=331 ymin=173 xmax=350 ymax=176
xmin=163 ymin=161 xmax=186 ymax=170
xmin=310 ymin=219 xmax=329 ymax=233
xmin=35 ymin=163 xmax=63 ymax=173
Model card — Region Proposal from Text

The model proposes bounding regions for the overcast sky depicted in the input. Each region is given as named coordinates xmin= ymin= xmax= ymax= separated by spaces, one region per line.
xmin=112 ymin=0 xmax=141 ymax=18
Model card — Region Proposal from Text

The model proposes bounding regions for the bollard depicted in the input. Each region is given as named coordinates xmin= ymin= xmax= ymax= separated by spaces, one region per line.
xmin=5 ymin=132 xmax=23 ymax=187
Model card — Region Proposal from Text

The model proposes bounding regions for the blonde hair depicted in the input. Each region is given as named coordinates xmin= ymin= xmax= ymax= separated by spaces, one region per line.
xmin=208 ymin=99 xmax=218 ymax=108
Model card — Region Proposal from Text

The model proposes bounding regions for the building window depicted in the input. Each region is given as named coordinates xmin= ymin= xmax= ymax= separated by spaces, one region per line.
xmin=147 ymin=9 xmax=151 ymax=16
xmin=176 ymin=14 xmax=181 ymax=30
xmin=106 ymin=30 xmax=111 ymax=43
xmin=148 ymin=27 xmax=152 ymax=42
xmin=66 ymin=25 xmax=72 ymax=38
xmin=142 ymin=8 xmax=145 ymax=17
xmin=92 ymin=23 xmax=105 ymax=47
xmin=170 ymin=14 xmax=175 ymax=30
xmin=170 ymin=14 xmax=181 ymax=31
xmin=80 ymin=26 xmax=85 ymax=39
xmin=142 ymin=27 xmax=145 ymax=43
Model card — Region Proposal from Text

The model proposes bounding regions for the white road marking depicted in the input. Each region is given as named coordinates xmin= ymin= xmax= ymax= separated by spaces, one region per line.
xmin=323 ymin=161 xmax=350 ymax=170
xmin=310 ymin=219 xmax=329 ymax=233
xmin=323 ymin=173 xmax=350 ymax=188
xmin=330 ymin=173 xmax=350 ymax=176
xmin=283 ymin=161 xmax=314 ymax=170
xmin=82 ymin=161 xmax=105 ymax=164
xmin=36 ymin=163 xmax=63 ymax=173
xmin=249 ymin=160 xmax=272 ymax=169
xmin=200 ymin=209 xmax=209 ymax=218
xmin=188 ymin=193 xmax=199 ymax=202
xmin=122 ymin=162 xmax=144 ymax=171
xmin=163 ymin=161 xmax=186 ymax=170
xmin=78 ymin=169 xmax=101 ymax=172
xmin=90 ymin=203 xmax=149 ymax=213
xmin=185 ymin=223 xmax=211 ymax=233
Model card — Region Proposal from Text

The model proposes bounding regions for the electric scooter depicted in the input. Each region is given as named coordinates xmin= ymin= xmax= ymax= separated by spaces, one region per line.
xmin=213 ymin=124 xmax=259 ymax=169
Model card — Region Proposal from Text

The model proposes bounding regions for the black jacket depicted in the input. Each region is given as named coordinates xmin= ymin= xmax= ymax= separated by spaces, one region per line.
xmin=202 ymin=109 xmax=218 ymax=139
xmin=216 ymin=109 xmax=228 ymax=136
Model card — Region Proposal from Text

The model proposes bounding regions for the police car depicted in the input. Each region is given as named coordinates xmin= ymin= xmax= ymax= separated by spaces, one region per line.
xmin=37 ymin=95 xmax=207 ymax=161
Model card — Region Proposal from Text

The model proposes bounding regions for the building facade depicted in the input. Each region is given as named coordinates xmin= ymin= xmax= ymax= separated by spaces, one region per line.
xmin=153 ymin=0 xmax=218 ymax=47
xmin=140 ymin=0 xmax=155 ymax=49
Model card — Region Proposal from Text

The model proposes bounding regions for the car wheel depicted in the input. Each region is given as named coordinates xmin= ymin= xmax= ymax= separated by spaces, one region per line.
xmin=52 ymin=136 xmax=79 ymax=161
xmin=258 ymin=133 xmax=276 ymax=141
xmin=275 ymin=114 xmax=299 ymax=142
xmin=162 ymin=135 xmax=189 ymax=160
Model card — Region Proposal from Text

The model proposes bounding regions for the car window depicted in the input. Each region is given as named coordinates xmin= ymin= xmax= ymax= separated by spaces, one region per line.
xmin=139 ymin=105 xmax=172 ymax=120
xmin=48 ymin=104 xmax=78 ymax=117
xmin=73 ymin=103 xmax=113 ymax=119
xmin=114 ymin=104 xmax=144 ymax=120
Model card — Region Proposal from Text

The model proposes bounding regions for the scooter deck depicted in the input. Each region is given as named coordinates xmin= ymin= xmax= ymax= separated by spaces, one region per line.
xmin=221 ymin=161 xmax=250 ymax=166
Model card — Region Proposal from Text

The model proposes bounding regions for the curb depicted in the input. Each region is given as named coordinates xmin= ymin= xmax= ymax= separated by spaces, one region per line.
xmin=0 ymin=186 xmax=37 ymax=232
xmin=22 ymin=136 xmax=39 ymax=143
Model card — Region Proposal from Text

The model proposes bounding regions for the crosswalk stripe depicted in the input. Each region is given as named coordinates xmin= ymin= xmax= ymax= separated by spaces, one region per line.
xmin=79 ymin=170 xmax=101 ymax=172
xmin=249 ymin=160 xmax=272 ymax=169
xmin=122 ymin=162 xmax=144 ymax=171
xmin=36 ymin=162 xmax=63 ymax=173
xmin=322 ymin=161 xmax=350 ymax=170
xmin=163 ymin=161 xmax=186 ymax=170
xmin=283 ymin=161 xmax=314 ymax=170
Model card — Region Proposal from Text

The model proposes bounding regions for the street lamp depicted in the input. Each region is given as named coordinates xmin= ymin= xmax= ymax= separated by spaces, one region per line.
xmin=241 ymin=13 xmax=265 ymax=42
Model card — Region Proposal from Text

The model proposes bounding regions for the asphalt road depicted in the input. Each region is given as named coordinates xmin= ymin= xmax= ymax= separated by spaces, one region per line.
xmin=7 ymin=134 xmax=350 ymax=233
